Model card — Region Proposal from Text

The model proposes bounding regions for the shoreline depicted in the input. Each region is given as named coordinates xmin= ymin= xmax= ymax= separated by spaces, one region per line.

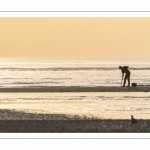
xmin=0 ymin=86 xmax=150 ymax=92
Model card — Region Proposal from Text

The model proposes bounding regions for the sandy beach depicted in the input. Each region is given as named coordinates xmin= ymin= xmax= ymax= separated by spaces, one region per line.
xmin=0 ymin=109 xmax=149 ymax=132
xmin=0 ymin=119 xmax=150 ymax=133
xmin=0 ymin=86 xmax=150 ymax=92
xmin=0 ymin=92 xmax=150 ymax=132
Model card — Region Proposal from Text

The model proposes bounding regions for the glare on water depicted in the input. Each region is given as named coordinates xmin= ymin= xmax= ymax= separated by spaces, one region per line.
xmin=0 ymin=58 xmax=150 ymax=87
xmin=0 ymin=92 xmax=150 ymax=119
xmin=0 ymin=58 xmax=150 ymax=120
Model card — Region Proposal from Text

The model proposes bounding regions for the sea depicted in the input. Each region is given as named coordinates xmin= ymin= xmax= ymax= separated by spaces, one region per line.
xmin=0 ymin=58 xmax=150 ymax=119
xmin=0 ymin=58 xmax=150 ymax=87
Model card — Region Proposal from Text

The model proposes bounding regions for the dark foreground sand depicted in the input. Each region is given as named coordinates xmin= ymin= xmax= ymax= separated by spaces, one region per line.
xmin=0 ymin=109 xmax=149 ymax=133
xmin=0 ymin=86 xmax=150 ymax=92
xmin=1 ymin=120 xmax=150 ymax=133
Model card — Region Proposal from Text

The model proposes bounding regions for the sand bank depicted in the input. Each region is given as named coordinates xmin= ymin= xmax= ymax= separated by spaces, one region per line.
xmin=0 ymin=86 xmax=150 ymax=92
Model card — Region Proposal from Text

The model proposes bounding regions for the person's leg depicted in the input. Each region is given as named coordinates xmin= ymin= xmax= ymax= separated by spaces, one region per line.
xmin=123 ymin=75 xmax=127 ymax=86
xmin=128 ymin=74 xmax=130 ymax=86
xmin=126 ymin=73 xmax=130 ymax=87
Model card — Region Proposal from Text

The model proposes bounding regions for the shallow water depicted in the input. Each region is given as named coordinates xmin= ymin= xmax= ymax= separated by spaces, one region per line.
xmin=0 ymin=92 xmax=150 ymax=119
xmin=0 ymin=58 xmax=150 ymax=87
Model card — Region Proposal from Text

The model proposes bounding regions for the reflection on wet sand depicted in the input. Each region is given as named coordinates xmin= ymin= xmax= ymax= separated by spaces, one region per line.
xmin=0 ymin=92 xmax=150 ymax=120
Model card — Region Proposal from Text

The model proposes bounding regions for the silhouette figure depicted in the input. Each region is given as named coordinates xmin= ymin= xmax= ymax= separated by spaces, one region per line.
xmin=119 ymin=66 xmax=131 ymax=87
xmin=131 ymin=115 xmax=137 ymax=124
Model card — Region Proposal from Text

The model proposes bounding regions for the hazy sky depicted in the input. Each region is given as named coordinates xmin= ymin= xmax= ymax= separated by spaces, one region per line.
xmin=0 ymin=18 xmax=150 ymax=58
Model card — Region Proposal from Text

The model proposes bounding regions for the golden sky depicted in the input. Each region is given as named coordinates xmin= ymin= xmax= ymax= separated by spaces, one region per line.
xmin=0 ymin=18 xmax=150 ymax=58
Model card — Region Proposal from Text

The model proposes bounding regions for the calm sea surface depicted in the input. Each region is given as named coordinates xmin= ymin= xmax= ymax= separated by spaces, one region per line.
xmin=0 ymin=92 xmax=150 ymax=119
xmin=0 ymin=58 xmax=150 ymax=87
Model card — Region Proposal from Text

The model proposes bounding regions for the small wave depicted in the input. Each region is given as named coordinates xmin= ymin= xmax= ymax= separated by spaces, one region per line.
xmin=123 ymin=96 xmax=150 ymax=98
xmin=43 ymin=78 xmax=72 ymax=80
xmin=12 ymin=82 xmax=60 ymax=84
xmin=1 ymin=78 xmax=30 ymax=80
xmin=0 ymin=67 xmax=150 ymax=71
xmin=1 ymin=78 xmax=71 ymax=80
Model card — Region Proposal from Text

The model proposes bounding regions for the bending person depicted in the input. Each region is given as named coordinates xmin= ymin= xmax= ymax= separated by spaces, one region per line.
xmin=119 ymin=66 xmax=131 ymax=87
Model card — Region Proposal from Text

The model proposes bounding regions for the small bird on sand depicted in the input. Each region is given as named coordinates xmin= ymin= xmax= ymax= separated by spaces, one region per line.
xmin=131 ymin=115 xmax=137 ymax=124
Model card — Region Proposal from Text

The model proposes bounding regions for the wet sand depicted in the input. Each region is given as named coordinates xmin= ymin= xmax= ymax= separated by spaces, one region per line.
xmin=0 ymin=97 xmax=150 ymax=120
xmin=0 ymin=109 xmax=149 ymax=132
xmin=0 ymin=88 xmax=150 ymax=132
xmin=0 ymin=100 xmax=150 ymax=132
xmin=0 ymin=85 xmax=150 ymax=92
